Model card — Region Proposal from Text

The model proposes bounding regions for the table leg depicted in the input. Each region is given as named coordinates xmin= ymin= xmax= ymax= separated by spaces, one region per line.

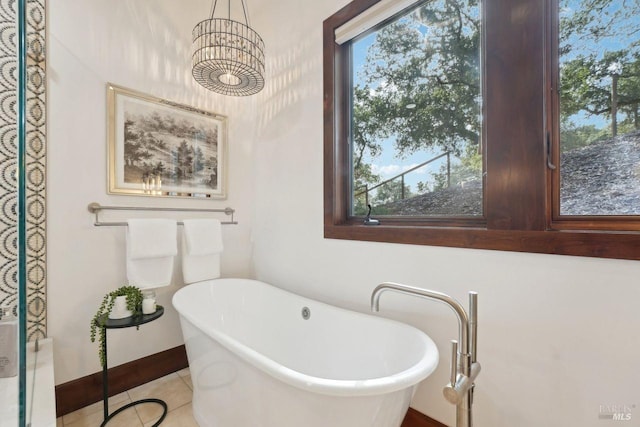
xmin=102 ymin=327 xmax=108 ymax=421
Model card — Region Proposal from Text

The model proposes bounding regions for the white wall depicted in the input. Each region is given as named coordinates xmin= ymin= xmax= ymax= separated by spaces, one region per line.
xmin=48 ymin=0 xmax=258 ymax=384
xmin=249 ymin=1 xmax=640 ymax=427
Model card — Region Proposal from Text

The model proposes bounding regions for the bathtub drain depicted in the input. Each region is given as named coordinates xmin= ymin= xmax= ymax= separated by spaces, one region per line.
xmin=301 ymin=307 xmax=311 ymax=320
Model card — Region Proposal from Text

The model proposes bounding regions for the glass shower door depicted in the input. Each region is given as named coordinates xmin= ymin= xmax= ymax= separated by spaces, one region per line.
xmin=0 ymin=0 xmax=33 ymax=425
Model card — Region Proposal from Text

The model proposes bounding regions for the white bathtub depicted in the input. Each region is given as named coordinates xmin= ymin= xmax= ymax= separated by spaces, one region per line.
xmin=172 ymin=278 xmax=438 ymax=427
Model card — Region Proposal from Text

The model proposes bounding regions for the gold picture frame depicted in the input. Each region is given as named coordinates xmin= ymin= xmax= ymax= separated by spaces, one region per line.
xmin=107 ymin=83 xmax=228 ymax=199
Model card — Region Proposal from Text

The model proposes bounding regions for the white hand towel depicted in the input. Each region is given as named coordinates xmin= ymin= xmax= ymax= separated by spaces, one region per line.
xmin=182 ymin=219 xmax=223 ymax=256
xmin=181 ymin=237 xmax=221 ymax=284
xmin=127 ymin=255 xmax=175 ymax=289
xmin=127 ymin=219 xmax=178 ymax=259
xmin=126 ymin=219 xmax=177 ymax=289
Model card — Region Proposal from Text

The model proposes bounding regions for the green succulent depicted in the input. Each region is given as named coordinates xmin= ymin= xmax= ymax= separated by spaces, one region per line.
xmin=90 ymin=285 xmax=143 ymax=367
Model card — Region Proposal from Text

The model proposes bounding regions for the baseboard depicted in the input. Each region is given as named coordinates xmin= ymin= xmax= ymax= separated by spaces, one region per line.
xmin=55 ymin=344 xmax=188 ymax=417
xmin=402 ymin=407 xmax=448 ymax=427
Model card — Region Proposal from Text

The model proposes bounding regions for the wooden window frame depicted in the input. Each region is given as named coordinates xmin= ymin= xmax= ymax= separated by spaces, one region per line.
xmin=547 ymin=0 xmax=640 ymax=233
xmin=324 ymin=0 xmax=640 ymax=260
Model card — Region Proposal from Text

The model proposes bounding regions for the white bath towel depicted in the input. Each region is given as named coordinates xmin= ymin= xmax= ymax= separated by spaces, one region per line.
xmin=181 ymin=219 xmax=223 ymax=284
xmin=182 ymin=219 xmax=223 ymax=255
xmin=181 ymin=237 xmax=221 ymax=284
xmin=126 ymin=219 xmax=177 ymax=289
xmin=127 ymin=219 xmax=178 ymax=259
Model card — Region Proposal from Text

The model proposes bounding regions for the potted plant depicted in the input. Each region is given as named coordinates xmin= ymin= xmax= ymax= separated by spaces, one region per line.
xmin=90 ymin=285 xmax=143 ymax=367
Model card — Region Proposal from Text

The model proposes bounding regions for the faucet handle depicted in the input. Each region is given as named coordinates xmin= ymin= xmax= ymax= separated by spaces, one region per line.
xmin=443 ymin=361 xmax=481 ymax=405
xmin=449 ymin=339 xmax=458 ymax=387
xmin=469 ymin=291 xmax=478 ymax=363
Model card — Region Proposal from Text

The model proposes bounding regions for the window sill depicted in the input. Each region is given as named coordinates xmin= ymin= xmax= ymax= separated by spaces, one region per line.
xmin=324 ymin=223 xmax=640 ymax=260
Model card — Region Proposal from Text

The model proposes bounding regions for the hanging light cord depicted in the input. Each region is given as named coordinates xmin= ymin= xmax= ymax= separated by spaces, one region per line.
xmin=240 ymin=0 xmax=249 ymax=26
xmin=209 ymin=0 xmax=251 ymax=25
xmin=209 ymin=0 xmax=218 ymax=19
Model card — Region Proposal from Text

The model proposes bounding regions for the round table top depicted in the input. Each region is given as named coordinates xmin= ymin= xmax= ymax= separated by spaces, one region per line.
xmin=96 ymin=306 xmax=164 ymax=329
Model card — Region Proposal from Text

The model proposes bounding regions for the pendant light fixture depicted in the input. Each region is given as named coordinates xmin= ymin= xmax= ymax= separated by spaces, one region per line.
xmin=192 ymin=0 xmax=265 ymax=96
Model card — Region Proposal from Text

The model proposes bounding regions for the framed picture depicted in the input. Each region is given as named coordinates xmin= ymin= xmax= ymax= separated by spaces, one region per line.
xmin=107 ymin=83 xmax=228 ymax=199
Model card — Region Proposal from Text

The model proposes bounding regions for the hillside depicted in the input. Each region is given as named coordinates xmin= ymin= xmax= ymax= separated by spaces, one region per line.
xmin=378 ymin=131 xmax=640 ymax=216
xmin=560 ymin=131 xmax=640 ymax=215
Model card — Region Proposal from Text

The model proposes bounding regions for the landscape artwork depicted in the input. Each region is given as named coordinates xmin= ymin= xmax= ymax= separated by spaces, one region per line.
xmin=107 ymin=84 xmax=227 ymax=199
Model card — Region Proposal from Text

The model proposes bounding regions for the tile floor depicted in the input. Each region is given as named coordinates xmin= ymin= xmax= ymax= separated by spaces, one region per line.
xmin=56 ymin=368 xmax=197 ymax=427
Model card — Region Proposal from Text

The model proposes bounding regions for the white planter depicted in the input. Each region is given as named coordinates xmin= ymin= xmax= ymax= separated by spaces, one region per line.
xmin=108 ymin=295 xmax=133 ymax=319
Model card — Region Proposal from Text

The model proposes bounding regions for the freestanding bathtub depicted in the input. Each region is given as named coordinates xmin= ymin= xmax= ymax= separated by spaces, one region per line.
xmin=172 ymin=278 xmax=438 ymax=427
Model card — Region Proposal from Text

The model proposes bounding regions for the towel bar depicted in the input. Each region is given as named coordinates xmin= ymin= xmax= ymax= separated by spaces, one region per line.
xmin=87 ymin=202 xmax=238 ymax=226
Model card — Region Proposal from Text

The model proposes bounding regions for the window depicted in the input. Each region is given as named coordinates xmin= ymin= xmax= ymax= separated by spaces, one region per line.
xmin=348 ymin=1 xmax=483 ymax=218
xmin=552 ymin=0 xmax=640 ymax=222
xmin=324 ymin=0 xmax=640 ymax=260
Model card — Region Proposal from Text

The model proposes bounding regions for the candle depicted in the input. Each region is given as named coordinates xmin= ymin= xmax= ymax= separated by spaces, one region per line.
xmin=142 ymin=290 xmax=156 ymax=314
xmin=142 ymin=298 xmax=156 ymax=314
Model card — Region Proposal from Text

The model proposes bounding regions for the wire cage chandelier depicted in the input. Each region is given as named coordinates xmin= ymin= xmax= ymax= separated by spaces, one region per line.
xmin=192 ymin=0 xmax=265 ymax=96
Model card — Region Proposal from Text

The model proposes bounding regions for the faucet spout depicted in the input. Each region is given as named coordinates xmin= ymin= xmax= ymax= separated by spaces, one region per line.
xmin=371 ymin=282 xmax=469 ymax=356
xmin=371 ymin=282 xmax=479 ymax=427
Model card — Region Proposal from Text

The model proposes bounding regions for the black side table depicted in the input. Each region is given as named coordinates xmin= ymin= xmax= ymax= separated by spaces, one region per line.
xmin=96 ymin=306 xmax=168 ymax=427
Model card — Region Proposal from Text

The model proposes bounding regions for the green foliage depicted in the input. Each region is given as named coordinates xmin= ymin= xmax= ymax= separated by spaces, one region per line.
xmin=560 ymin=51 xmax=640 ymax=118
xmin=353 ymin=161 xmax=381 ymax=215
xmin=354 ymin=0 xmax=481 ymax=158
xmin=352 ymin=0 xmax=481 ymax=194
xmin=90 ymin=285 xmax=144 ymax=367
xmin=560 ymin=0 xmax=640 ymax=55
xmin=433 ymin=146 xmax=482 ymax=190
xmin=618 ymin=54 xmax=640 ymax=130
xmin=560 ymin=123 xmax=610 ymax=151
xmin=559 ymin=0 xmax=640 ymax=145
xmin=353 ymin=191 xmax=369 ymax=216
xmin=372 ymin=179 xmax=413 ymax=205
xmin=369 ymin=205 xmax=394 ymax=215
xmin=416 ymin=181 xmax=431 ymax=194
xmin=352 ymin=86 xmax=384 ymax=200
